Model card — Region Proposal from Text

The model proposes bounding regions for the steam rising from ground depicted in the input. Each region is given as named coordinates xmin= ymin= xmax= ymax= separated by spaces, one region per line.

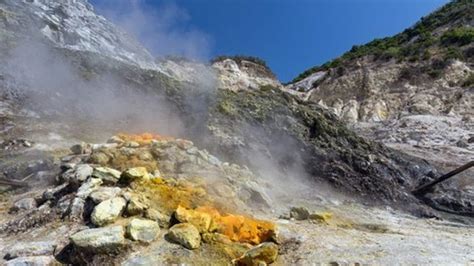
xmin=3 ymin=36 xmax=185 ymax=141
xmin=0 ymin=0 xmax=336 ymax=208
xmin=93 ymin=0 xmax=211 ymax=60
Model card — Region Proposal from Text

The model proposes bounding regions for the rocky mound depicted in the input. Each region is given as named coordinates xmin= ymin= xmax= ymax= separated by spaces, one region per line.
xmin=0 ymin=134 xmax=279 ymax=265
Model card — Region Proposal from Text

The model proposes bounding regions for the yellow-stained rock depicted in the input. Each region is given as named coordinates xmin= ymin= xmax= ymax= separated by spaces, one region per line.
xmin=309 ymin=212 xmax=333 ymax=224
xmin=167 ymin=223 xmax=201 ymax=249
xmin=120 ymin=167 xmax=150 ymax=184
xmin=175 ymin=205 xmax=212 ymax=233
xmin=234 ymin=242 xmax=278 ymax=266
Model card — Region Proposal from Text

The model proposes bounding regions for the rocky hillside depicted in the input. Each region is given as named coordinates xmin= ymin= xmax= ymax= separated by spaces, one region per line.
xmin=286 ymin=0 xmax=473 ymax=169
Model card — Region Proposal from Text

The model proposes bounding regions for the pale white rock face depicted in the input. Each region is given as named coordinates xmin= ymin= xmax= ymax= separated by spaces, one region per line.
xmin=286 ymin=71 xmax=327 ymax=92
xmin=1 ymin=0 xmax=160 ymax=70
xmin=286 ymin=59 xmax=473 ymax=124
xmin=212 ymin=59 xmax=282 ymax=91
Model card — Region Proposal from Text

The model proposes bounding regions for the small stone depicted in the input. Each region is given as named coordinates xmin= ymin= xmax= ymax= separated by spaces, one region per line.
xmin=76 ymin=177 xmax=102 ymax=199
xmin=468 ymin=136 xmax=474 ymax=143
xmin=5 ymin=256 xmax=59 ymax=266
xmin=126 ymin=218 xmax=160 ymax=243
xmin=70 ymin=226 xmax=125 ymax=253
xmin=309 ymin=212 xmax=333 ymax=223
xmin=167 ymin=223 xmax=201 ymax=249
xmin=174 ymin=205 xmax=212 ymax=233
xmin=145 ymin=208 xmax=170 ymax=228
xmin=42 ymin=183 xmax=69 ymax=202
xmin=11 ymin=198 xmax=37 ymax=212
xmin=234 ymin=242 xmax=279 ymax=266
xmin=91 ymin=143 xmax=118 ymax=151
xmin=92 ymin=167 xmax=121 ymax=185
xmin=290 ymin=207 xmax=310 ymax=220
xmin=4 ymin=241 xmax=56 ymax=259
xmin=186 ymin=147 xmax=199 ymax=155
xmin=89 ymin=187 xmax=122 ymax=204
xmin=125 ymin=141 xmax=140 ymax=148
xmin=176 ymin=139 xmax=194 ymax=150
xmin=70 ymin=142 xmax=92 ymax=155
xmin=69 ymin=197 xmax=85 ymax=221
xmin=74 ymin=164 xmax=94 ymax=183
xmin=119 ymin=167 xmax=150 ymax=184
xmin=89 ymin=152 xmax=110 ymax=165
xmin=91 ymin=197 xmax=127 ymax=226
xmin=126 ymin=195 xmax=149 ymax=216
xmin=107 ymin=136 xmax=124 ymax=144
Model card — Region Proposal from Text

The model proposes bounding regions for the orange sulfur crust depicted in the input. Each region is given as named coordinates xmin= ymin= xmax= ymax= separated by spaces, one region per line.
xmin=117 ymin=132 xmax=174 ymax=145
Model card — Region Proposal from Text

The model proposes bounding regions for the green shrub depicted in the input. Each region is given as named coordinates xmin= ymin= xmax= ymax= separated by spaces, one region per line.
xmin=444 ymin=47 xmax=464 ymax=60
xmin=441 ymin=27 xmax=474 ymax=46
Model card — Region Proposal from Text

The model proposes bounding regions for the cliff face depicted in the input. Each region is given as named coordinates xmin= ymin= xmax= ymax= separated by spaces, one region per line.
xmin=286 ymin=0 xmax=474 ymax=168
xmin=212 ymin=57 xmax=282 ymax=91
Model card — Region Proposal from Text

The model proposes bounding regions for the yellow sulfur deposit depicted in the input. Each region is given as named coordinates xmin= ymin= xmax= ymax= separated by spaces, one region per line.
xmin=117 ymin=132 xmax=174 ymax=145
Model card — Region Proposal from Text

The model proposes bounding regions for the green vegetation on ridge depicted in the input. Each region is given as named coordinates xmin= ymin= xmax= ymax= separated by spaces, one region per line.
xmin=290 ymin=0 xmax=474 ymax=84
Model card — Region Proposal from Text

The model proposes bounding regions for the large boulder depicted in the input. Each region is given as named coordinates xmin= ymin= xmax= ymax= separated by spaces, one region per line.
xmin=119 ymin=167 xmax=150 ymax=184
xmin=89 ymin=187 xmax=122 ymax=204
xmin=76 ymin=177 xmax=102 ymax=199
xmin=126 ymin=218 xmax=160 ymax=243
xmin=61 ymin=164 xmax=93 ymax=184
xmin=235 ymin=242 xmax=279 ymax=266
xmin=91 ymin=197 xmax=126 ymax=226
xmin=70 ymin=226 xmax=126 ymax=253
xmin=123 ymin=192 xmax=150 ymax=216
xmin=167 ymin=223 xmax=201 ymax=250
xmin=92 ymin=167 xmax=121 ymax=185
xmin=174 ymin=206 xmax=212 ymax=233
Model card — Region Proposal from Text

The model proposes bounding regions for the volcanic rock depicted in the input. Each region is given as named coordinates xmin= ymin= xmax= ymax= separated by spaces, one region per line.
xmin=70 ymin=142 xmax=92 ymax=155
xmin=89 ymin=187 xmax=122 ymax=204
xmin=91 ymin=197 xmax=127 ymax=226
xmin=76 ymin=177 xmax=102 ymax=199
xmin=4 ymin=241 xmax=56 ymax=259
xmin=70 ymin=226 xmax=126 ymax=253
xmin=167 ymin=223 xmax=201 ymax=250
xmin=145 ymin=208 xmax=170 ymax=228
xmin=174 ymin=205 xmax=212 ymax=233
xmin=126 ymin=218 xmax=160 ymax=243
xmin=61 ymin=164 xmax=93 ymax=184
xmin=125 ymin=193 xmax=149 ymax=216
xmin=11 ymin=198 xmax=37 ymax=212
xmin=289 ymin=207 xmax=310 ymax=220
xmin=119 ymin=167 xmax=150 ymax=184
xmin=235 ymin=242 xmax=279 ymax=266
xmin=69 ymin=197 xmax=86 ymax=221
xmin=92 ymin=167 xmax=121 ymax=185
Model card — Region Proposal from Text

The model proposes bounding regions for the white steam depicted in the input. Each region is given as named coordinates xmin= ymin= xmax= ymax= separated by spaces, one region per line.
xmin=93 ymin=0 xmax=211 ymax=60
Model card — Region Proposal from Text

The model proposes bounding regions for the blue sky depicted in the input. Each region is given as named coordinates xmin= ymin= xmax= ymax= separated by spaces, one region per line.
xmin=91 ymin=0 xmax=449 ymax=82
